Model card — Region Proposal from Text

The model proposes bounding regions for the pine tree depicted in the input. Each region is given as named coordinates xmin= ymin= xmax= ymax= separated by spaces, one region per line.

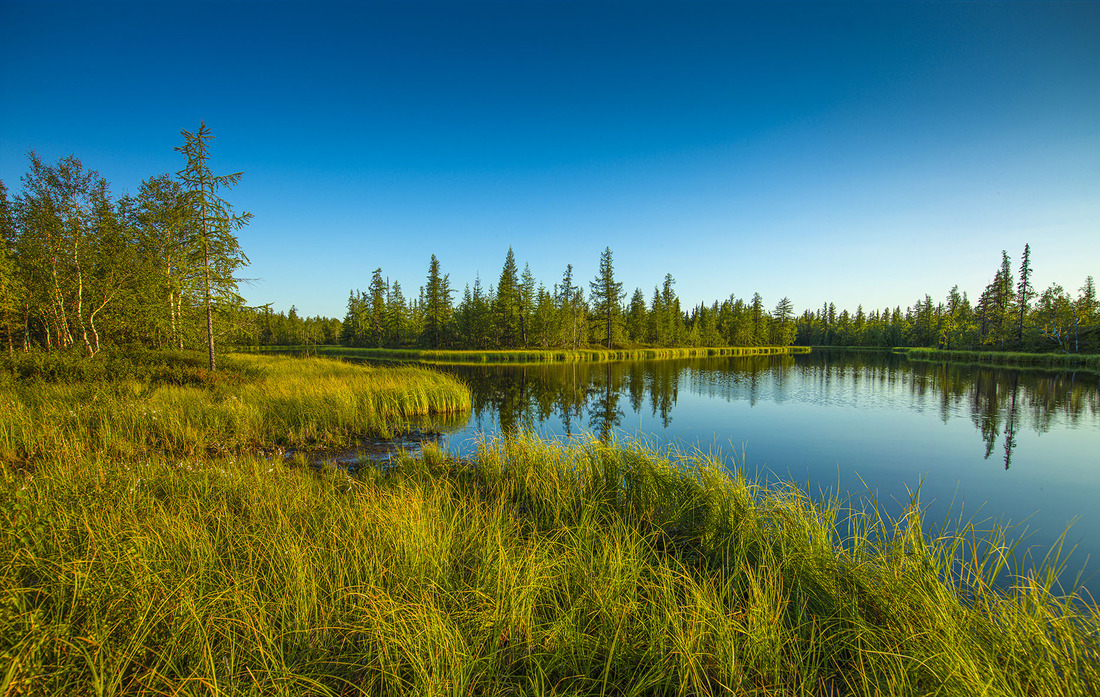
xmin=368 ymin=267 xmax=387 ymax=347
xmin=520 ymin=263 xmax=535 ymax=348
xmin=662 ymin=274 xmax=681 ymax=346
xmin=771 ymin=297 xmax=795 ymax=346
xmin=556 ymin=264 xmax=585 ymax=349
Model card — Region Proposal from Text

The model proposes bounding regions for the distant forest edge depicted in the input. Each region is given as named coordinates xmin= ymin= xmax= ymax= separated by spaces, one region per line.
xmin=1 ymin=148 xmax=1095 ymax=359
xmin=795 ymin=246 xmax=1098 ymax=354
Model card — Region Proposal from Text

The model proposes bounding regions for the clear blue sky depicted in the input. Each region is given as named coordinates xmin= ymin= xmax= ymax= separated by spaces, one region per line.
xmin=2 ymin=1 xmax=1097 ymax=319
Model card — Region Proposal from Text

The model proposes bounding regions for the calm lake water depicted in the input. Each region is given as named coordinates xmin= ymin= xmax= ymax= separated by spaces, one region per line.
xmin=426 ymin=351 xmax=1100 ymax=594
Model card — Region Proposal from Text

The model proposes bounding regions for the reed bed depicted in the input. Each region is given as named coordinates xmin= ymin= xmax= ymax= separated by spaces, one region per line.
xmin=2 ymin=435 xmax=1096 ymax=696
xmin=256 ymin=345 xmax=810 ymax=364
xmin=0 ymin=353 xmax=471 ymax=463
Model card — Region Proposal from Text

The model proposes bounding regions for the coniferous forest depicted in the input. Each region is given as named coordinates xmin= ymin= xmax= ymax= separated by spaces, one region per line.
xmin=2 ymin=149 xmax=1096 ymax=358
xmin=795 ymin=246 xmax=1098 ymax=353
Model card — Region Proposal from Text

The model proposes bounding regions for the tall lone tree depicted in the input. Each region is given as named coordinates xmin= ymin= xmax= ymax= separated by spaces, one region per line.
xmin=175 ymin=122 xmax=251 ymax=371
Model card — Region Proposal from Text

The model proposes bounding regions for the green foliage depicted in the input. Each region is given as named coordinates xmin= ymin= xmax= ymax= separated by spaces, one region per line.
xmin=343 ymin=250 xmax=796 ymax=353
xmin=421 ymin=254 xmax=454 ymax=349
xmin=3 ymin=143 xmax=308 ymax=360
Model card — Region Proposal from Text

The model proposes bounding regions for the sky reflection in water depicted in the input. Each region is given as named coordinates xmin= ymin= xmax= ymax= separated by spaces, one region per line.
xmin=432 ymin=351 xmax=1100 ymax=593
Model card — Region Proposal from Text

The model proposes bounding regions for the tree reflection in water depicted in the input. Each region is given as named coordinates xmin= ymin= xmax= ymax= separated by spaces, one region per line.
xmin=438 ymin=351 xmax=1098 ymax=470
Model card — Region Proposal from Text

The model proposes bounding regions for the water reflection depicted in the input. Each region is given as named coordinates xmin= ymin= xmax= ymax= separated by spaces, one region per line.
xmin=432 ymin=351 xmax=1099 ymax=592
xmin=439 ymin=352 xmax=1099 ymax=470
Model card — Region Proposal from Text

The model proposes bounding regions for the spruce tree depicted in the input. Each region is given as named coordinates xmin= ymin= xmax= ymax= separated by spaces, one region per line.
xmin=1016 ymin=243 xmax=1033 ymax=348
xmin=422 ymin=254 xmax=453 ymax=348
xmin=494 ymin=247 xmax=520 ymax=348
xmin=589 ymin=247 xmax=624 ymax=349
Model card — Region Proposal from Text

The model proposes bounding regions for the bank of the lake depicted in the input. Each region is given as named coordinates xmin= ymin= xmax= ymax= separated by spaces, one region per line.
xmin=0 ymin=351 xmax=470 ymax=464
xmin=801 ymin=345 xmax=1100 ymax=373
xmin=900 ymin=347 xmax=1100 ymax=372
xmin=3 ymin=432 xmax=1098 ymax=695
xmin=248 ymin=344 xmax=809 ymax=364
xmin=2 ymin=351 xmax=1098 ymax=695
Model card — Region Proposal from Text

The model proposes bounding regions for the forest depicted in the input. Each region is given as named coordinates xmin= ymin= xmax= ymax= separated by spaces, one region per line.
xmin=795 ymin=246 xmax=1098 ymax=353
xmin=2 ymin=147 xmax=1095 ymax=358
xmin=0 ymin=148 xmax=339 ymax=357
xmin=337 ymin=247 xmax=796 ymax=351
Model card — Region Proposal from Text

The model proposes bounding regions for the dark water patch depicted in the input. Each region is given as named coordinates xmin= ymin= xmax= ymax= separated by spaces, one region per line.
xmin=282 ymin=428 xmax=449 ymax=472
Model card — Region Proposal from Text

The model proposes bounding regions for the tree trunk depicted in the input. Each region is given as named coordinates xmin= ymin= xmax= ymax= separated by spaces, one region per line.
xmin=204 ymin=239 xmax=216 ymax=371
xmin=74 ymin=241 xmax=93 ymax=356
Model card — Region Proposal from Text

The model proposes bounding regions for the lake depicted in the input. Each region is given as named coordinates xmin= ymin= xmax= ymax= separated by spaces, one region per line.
xmin=428 ymin=350 xmax=1100 ymax=595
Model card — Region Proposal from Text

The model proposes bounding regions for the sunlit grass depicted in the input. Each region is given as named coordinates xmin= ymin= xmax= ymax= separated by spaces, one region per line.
xmin=0 ymin=353 xmax=471 ymax=463
xmin=2 ymin=434 xmax=1096 ymax=695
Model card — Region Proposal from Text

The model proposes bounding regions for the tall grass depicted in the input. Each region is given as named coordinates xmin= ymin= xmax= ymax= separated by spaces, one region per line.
xmin=2 ymin=435 xmax=1096 ymax=695
xmin=253 ymin=345 xmax=810 ymax=364
xmin=0 ymin=353 xmax=471 ymax=463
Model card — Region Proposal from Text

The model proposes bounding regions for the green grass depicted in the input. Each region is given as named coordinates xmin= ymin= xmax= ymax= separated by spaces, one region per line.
xmin=901 ymin=348 xmax=1100 ymax=372
xmin=2 ymin=350 xmax=1096 ymax=695
xmin=249 ymin=345 xmax=811 ymax=364
xmin=0 ymin=352 xmax=471 ymax=464
xmin=2 ymin=434 xmax=1097 ymax=696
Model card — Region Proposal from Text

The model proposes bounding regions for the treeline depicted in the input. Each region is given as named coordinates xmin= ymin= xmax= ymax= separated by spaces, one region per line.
xmin=340 ymin=247 xmax=797 ymax=350
xmin=795 ymin=245 xmax=1098 ymax=353
xmin=0 ymin=148 xmax=341 ymax=357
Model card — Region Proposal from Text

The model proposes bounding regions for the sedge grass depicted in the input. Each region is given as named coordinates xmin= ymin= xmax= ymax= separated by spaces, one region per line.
xmin=2 ymin=435 xmax=1096 ymax=696
xmin=0 ymin=353 xmax=471 ymax=463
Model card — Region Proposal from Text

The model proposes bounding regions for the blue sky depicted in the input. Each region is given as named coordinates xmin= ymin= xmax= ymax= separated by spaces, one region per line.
xmin=2 ymin=1 xmax=1097 ymax=318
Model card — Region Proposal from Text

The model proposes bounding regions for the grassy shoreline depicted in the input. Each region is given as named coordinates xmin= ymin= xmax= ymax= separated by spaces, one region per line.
xmin=2 ymin=350 xmax=1098 ymax=695
xmin=2 ymin=434 xmax=1097 ymax=695
xmin=244 ymin=344 xmax=811 ymax=364
xmin=899 ymin=347 xmax=1100 ymax=372
xmin=800 ymin=346 xmax=1100 ymax=372
xmin=0 ymin=352 xmax=471 ymax=465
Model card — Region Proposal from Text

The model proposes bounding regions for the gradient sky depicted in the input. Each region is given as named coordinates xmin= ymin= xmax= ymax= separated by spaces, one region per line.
xmin=2 ymin=1 xmax=1097 ymax=319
